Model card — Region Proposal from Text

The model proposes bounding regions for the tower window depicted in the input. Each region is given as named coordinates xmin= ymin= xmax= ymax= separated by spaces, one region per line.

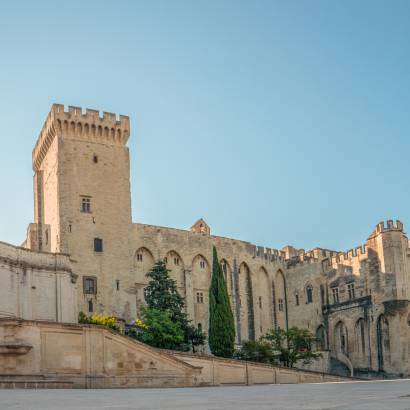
xmin=88 ymin=299 xmax=94 ymax=313
xmin=306 ymin=286 xmax=313 ymax=304
xmin=199 ymin=260 xmax=205 ymax=269
xmin=295 ymin=293 xmax=299 ymax=306
xmin=332 ymin=287 xmax=339 ymax=304
xmin=174 ymin=257 xmax=179 ymax=266
xmin=278 ymin=298 xmax=284 ymax=312
xmin=93 ymin=154 xmax=98 ymax=163
xmin=83 ymin=276 xmax=97 ymax=294
xmin=136 ymin=253 xmax=143 ymax=262
xmin=347 ymin=283 xmax=355 ymax=300
xmin=198 ymin=323 xmax=202 ymax=331
xmin=259 ymin=296 xmax=262 ymax=309
xmin=81 ymin=196 xmax=92 ymax=213
xmin=116 ymin=280 xmax=120 ymax=291
xmin=196 ymin=292 xmax=204 ymax=303
xmin=94 ymin=238 xmax=103 ymax=253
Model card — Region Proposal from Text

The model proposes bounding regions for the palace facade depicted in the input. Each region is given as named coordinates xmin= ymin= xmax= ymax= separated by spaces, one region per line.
xmin=2 ymin=104 xmax=410 ymax=378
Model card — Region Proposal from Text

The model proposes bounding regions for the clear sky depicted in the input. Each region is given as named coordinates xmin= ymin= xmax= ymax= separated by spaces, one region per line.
xmin=1 ymin=0 xmax=410 ymax=252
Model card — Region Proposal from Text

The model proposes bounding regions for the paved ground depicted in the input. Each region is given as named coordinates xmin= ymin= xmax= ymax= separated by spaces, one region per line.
xmin=2 ymin=380 xmax=410 ymax=410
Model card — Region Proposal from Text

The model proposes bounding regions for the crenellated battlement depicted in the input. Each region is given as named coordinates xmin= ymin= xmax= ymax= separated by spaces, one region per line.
xmin=329 ymin=245 xmax=367 ymax=266
xmin=368 ymin=219 xmax=404 ymax=238
xmin=254 ymin=245 xmax=285 ymax=262
xmin=32 ymin=104 xmax=130 ymax=170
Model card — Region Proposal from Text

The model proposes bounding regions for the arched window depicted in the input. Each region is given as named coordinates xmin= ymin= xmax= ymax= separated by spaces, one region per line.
xmin=316 ymin=325 xmax=327 ymax=351
xmin=335 ymin=321 xmax=348 ymax=356
xmin=377 ymin=314 xmax=390 ymax=371
xmin=306 ymin=285 xmax=313 ymax=304
xmin=355 ymin=318 xmax=366 ymax=357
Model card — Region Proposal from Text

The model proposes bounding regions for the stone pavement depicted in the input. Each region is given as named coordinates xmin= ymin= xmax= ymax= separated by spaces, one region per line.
xmin=1 ymin=380 xmax=410 ymax=410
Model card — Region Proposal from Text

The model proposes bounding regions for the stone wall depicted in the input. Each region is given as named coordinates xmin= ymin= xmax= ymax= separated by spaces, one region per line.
xmin=0 ymin=319 xmax=354 ymax=388
xmin=170 ymin=351 xmax=353 ymax=385
xmin=0 ymin=241 xmax=77 ymax=323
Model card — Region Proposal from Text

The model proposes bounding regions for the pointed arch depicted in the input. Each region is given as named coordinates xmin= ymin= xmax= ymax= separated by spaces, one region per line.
xmin=305 ymin=282 xmax=313 ymax=304
xmin=134 ymin=246 xmax=155 ymax=311
xmin=254 ymin=266 xmax=271 ymax=336
xmin=377 ymin=314 xmax=390 ymax=371
xmin=165 ymin=250 xmax=185 ymax=295
xmin=355 ymin=318 xmax=367 ymax=359
xmin=334 ymin=321 xmax=348 ymax=356
xmin=220 ymin=258 xmax=233 ymax=297
xmin=238 ymin=262 xmax=255 ymax=341
xmin=316 ymin=325 xmax=327 ymax=351
xmin=275 ymin=270 xmax=288 ymax=330
xmin=192 ymin=254 xmax=211 ymax=330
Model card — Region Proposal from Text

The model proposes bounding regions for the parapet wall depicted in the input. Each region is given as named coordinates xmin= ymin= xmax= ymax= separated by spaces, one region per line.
xmin=170 ymin=351 xmax=356 ymax=385
xmin=0 ymin=319 xmax=356 ymax=389
xmin=33 ymin=103 xmax=130 ymax=171
xmin=0 ymin=240 xmax=71 ymax=273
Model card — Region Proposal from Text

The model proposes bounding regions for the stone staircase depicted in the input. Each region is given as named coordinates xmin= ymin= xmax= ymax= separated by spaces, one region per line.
xmin=0 ymin=376 xmax=73 ymax=389
xmin=330 ymin=357 xmax=351 ymax=377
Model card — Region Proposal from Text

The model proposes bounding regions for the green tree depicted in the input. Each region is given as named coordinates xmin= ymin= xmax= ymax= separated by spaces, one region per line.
xmin=263 ymin=327 xmax=321 ymax=367
xmin=187 ymin=325 xmax=207 ymax=353
xmin=143 ymin=260 xmax=205 ymax=351
xmin=234 ymin=339 xmax=277 ymax=365
xmin=208 ymin=246 xmax=236 ymax=357
xmin=144 ymin=260 xmax=185 ymax=319
xmin=135 ymin=307 xmax=184 ymax=350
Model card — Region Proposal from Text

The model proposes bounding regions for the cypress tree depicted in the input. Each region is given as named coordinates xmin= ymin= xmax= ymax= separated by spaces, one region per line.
xmin=208 ymin=246 xmax=236 ymax=357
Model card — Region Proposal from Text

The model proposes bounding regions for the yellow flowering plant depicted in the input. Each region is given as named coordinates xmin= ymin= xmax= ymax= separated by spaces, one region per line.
xmin=135 ymin=318 xmax=148 ymax=330
xmin=78 ymin=311 xmax=120 ymax=331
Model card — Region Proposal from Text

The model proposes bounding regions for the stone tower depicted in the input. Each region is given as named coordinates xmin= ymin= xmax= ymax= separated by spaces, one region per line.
xmin=30 ymin=104 xmax=134 ymax=318
xmin=366 ymin=220 xmax=410 ymax=300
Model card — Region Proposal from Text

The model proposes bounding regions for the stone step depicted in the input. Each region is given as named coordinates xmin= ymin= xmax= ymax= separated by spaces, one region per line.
xmin=0 ymin=380 xmax=73 ymax=389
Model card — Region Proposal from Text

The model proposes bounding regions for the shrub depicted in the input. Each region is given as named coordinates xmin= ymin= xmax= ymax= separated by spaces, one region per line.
xmin=78 ymin=311 xmax=120 ymax=332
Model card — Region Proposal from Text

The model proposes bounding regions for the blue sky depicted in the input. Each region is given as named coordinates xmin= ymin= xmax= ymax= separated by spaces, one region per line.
xmin=1 ymin=0 xmax=409 ymax=251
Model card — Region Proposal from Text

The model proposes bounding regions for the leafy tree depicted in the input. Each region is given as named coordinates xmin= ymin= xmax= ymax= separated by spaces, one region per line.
xmin=187 ymin=325 xmax=207 ymax=353
xmin=208 ymin=246 xmax=236 ymax=357
xmin=263 ymin=327 xmax=321 ymax=367
xmin=143 ymin=260 xmax=205 ymax=351
xmin=234 ymin=339 xmax=277 ymax=365
xmin=234 ymin=327 xmax=321 ymax=368
xmin=134 ymin=307 xmax=184 ymax=350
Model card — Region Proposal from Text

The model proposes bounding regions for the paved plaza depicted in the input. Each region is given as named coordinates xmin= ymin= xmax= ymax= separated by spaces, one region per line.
xmin=1 ymin=380 xmax=410 ymax=410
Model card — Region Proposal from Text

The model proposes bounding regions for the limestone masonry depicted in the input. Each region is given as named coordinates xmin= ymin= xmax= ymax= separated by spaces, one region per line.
xmin=2 ymin=103 xmax=410 ymax=379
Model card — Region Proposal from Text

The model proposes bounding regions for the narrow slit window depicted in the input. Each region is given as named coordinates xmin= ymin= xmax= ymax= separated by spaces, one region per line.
xmin=94 ymin=238 xmax=103 ymax=253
